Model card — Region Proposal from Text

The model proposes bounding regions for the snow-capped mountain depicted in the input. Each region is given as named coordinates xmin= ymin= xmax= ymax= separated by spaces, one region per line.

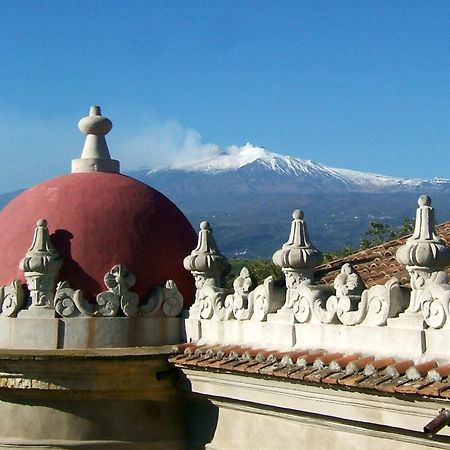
xmin=1 ymin=144 xmax=448 ymax=258
xmin=125 ymin=143 xmax=450 ymax=258
xmin=138 ymin=143 xmax=449 ymax=195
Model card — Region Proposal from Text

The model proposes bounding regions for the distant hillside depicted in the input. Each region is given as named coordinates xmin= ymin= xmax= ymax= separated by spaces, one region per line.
xmin=1 ymin=144 xmax=449 ymax=258
xmin=0 ymin=189 xmax=25 ymax=210
xmin=129 ymin=144 xmax=450 ymax=257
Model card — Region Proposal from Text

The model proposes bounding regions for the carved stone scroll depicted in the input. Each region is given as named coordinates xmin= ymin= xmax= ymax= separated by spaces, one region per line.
xmin=419 ymin=273 xmax=450 ymax=329
xmin=139 ymin=287 xmax=164 ymax=316
xmin=162 ymin=280 xmax=184 ymax=317
xmin=292 ymin=280 xmax=336 ymax=324
xmin=251 ymin=276 xmax=285 ymax=322
xmin=363 ymin=278 xmax=407 ymax=326
xmin=54 ymin=281 xmax=93 ymax=318
xmin=227 ymin=267 xmax=255 ymax=320
xmin=95 ymin=265 xmax=139 ymax=317
xmin=0 ymin=280 xmax=25 ymax=317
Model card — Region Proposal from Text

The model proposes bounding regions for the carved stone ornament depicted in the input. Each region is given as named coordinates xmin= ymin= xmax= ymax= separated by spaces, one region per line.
xmin=185 ymin=221 xmax=233 ymax=320
xmin=415 ymin=272 xmax=450 ymax=329
xmin=71 ymin=105 xmax=120 ymax=174
xmin=92 ymin=264 xmax=140 ymax=317
xmin=228 ymin=267 xmax=255 ymax=320
xmin=3 ymin=219 xmax=185 ymax=318
xmin=54 ymin=281 xmax=93 ymax=318
xmin=19 ymin=219 xmax=63 ymax=309
xmin=189 ymin=279 xmax=232 ymax=320
xmin=273 ymin=210 xmax=323 ymax=310
xmin=183 ymin=221 xmax=230 ymax=285
xmin=162 ymin=280 xmax=184 ymax=317
xmin=0 ymin=280 xmax=25 ymax=317
xmin=396 ymin=195 xmax=450 ymax=313
xmin=250 ymin=276 xmax=285 ymax=322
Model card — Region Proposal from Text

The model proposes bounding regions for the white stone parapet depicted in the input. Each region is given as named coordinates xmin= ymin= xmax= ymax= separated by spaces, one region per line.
xmin=0 ymin=219 xmax=185 ymax=349
xmin=184 ymin=196 xmax=450 ymax=362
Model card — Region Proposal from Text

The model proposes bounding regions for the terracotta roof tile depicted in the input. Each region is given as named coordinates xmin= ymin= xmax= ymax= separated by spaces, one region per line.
xmin=304 ymin=368 xmax=333 ymax=383
xmin=313 ymin=353 xmax=344 ymax=369
xmin=385 ymin=360 xmax=414 ymax=378
xmin=418 ymin=382 xmax=450 ymax=397
xmin=428 ymin=365 xmax=450 ymax=382
xmin=322 ymin=372 xmax=349 ymax=385
xmin=170 ymin=344 xmax=450 ymax=401
xmin=297 ymin=351 xmax=325 ymax=369
xmin=345 ymin=356 xmax=375 ymax=375
xmin=288 ymin=366 xmax=318 ymax=380
xmin=363 ymin=357 xmax=396 ymax=376
xmin=375 ymin=375 xmax=410 ymax=393
xmin=357 ymin=374 xmax=391 ymax=389
xmin=338 ymin=374 xmax=368 ymax=387
xmin=395 ymin=379 xmax=434 ymax=395
xmin=405 ymin=360 xmax=438 ymax=380
xmin=315 ymin=222 xmax=450 ymax=287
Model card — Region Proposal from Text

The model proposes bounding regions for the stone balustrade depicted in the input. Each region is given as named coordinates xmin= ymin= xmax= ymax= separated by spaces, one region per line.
xmin=184 ymin=196 xmax=450 ymax=361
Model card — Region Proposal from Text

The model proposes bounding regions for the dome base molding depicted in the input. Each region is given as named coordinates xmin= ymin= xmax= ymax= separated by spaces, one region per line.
xmin=0 ymin=317 xmax=182 ymax=350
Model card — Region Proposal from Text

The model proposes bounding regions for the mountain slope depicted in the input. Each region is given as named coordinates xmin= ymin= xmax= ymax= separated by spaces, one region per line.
xmin=1 ymin=144 xmax=449 ymax=258
xmin=137 ymin=143 xmax=450 ymax=197
xmin=128 ymin=144 xmax=450 ymax=257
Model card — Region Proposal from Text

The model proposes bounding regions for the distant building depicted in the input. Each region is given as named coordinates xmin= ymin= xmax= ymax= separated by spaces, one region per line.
xmin=0 ymin=107 xmax=449 ymax=449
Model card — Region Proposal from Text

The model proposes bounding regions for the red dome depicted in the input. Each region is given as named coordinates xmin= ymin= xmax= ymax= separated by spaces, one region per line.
xmin=0 ymin=172 xmax=197 ymax=306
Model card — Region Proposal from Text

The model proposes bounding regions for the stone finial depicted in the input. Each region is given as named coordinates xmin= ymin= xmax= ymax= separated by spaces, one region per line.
xmin=272 ymin=210 xmax=323 ymax=283
xmin=183 ymin=221 xmax=230 ymax=286
xmin=19 ymin=219 xmax=63 ymax=309
xmin=396 ymin=196 xmax=450 ymax=273
xmin=71 ymin=106 xmax=120 ymax=174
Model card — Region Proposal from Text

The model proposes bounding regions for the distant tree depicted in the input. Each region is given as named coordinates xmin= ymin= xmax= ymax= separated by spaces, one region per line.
xmin=226 ymin=258 xmax=283 ymax=288
xmin=360 ymin=217 xmax=414 ymax=250
xmin=324 ymin=217 xmax=414 ymax=261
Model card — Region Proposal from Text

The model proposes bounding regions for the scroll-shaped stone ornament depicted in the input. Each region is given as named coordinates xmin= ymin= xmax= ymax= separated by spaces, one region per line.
xmin=396 ymin=195 xmax=450 ymax=313
xmin=273 ymin=210 xmax=323 ymax=309
xmin=184 ymin=221 xmax=231 ymax=320
xmin=332 ymin=264 xmax=366 ymax=326
xmin=95 ymin=265 xmax=139 ymax=317
xmin=54 ymin=281 xmax=93 ymax=318
xmin=362 ymin=277 xmax=407 ymax=326
xmin=0 ymin=280 xmax=25 ymax=317
xmin=139 ymin=287 xmax=164 ymax=316
xmin=250 ymin=276 xmax=285 ymax=322
xmin=162 ymin=280 xmax=184 ymax=317
xmin=227 ymin=267 xmax=254 ymax=320
xmin=19 ymin=219 xmax=63 ymax=309
xmin=292 ymin=280 xmax=336 ymax=324
xmin=418 ymin=272 xmax=450 ymax=329
xmin=194 ymin=278 xmax=231 ymax=320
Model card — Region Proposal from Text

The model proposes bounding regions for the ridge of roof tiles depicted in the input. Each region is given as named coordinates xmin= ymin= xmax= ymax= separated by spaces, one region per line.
xmin=315 ymin=221 xmax=450 ymax=288
xmin=170 ymin=343 xmax=450 ymax=399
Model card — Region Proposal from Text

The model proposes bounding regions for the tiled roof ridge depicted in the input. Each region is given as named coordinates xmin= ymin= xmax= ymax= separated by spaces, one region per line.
xmin=171 ymin=343 xmax=450 ymax=400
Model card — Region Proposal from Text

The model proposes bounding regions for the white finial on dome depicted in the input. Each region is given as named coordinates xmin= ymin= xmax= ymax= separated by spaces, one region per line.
xmin=71 ymin=106 xmax=120 ymax=174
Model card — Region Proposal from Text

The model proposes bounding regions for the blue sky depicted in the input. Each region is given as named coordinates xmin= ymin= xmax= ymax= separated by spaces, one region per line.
xmin=0 ymin=1 xmax=449 ymax=192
